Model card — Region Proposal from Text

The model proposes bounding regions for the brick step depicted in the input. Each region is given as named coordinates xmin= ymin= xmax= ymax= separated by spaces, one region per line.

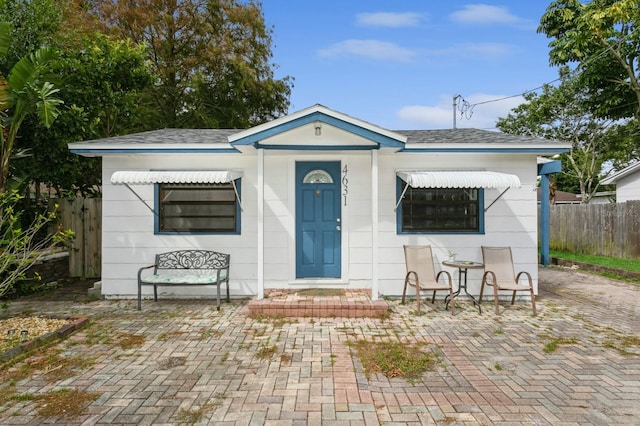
xmin=247 ymin=289 xmax=389 ymax=318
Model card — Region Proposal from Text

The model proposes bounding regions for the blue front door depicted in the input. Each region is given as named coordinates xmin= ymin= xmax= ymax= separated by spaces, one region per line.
xmin=296 ymin=162 xmax=341 ymax=278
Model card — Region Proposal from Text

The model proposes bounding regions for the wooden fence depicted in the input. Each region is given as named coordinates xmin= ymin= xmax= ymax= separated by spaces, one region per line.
xmin=54 ymin=198 xmax=102 ymax=278
xmin=549 ymin=200 xmax=640 ymax=259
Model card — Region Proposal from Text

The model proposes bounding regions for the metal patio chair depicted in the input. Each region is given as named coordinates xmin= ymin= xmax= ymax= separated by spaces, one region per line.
xmin=480 ymin=246 xmax=537 ymax=316
xmin=401 ymin=245 xmax=455 ymax=315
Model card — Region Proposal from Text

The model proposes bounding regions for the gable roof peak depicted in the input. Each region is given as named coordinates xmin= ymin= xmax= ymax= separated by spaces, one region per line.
xmin=229 ymin=104 xmax=407 ymax=147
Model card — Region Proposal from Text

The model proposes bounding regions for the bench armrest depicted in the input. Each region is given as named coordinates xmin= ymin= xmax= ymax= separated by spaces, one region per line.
xmin=137 ymin=264 xmax=156 ymax=282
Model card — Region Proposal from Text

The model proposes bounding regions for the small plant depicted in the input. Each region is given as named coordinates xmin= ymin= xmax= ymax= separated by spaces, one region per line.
xmin=348 ymin=339 xmax=440 ymax=383
xmin=157 ymin=330 xmax=186 ymax=341
xmin=494 ymin=363 xmax=503 ymax=371
xmin=34 ymin=388 xmax=99 ymax=419
xmin=493 ymin=328 xmax=504 ymax=335
xmin=83 ymin=322 xmax=115 ymax=345
xmin=116 ymin=333 xmax=145 ymax=350
xmin=198 ymin=329 xmax=219 ymax=340
xmin=174 ymin=396 xmax=223 ymax=425
xmin=2 ymin=346 xmax=95 ymax=384
xmin=543 ymin=336 xmax=578 ymax=353
xmin=255 ymin=343 xmax=278 ymax=360
xmin=602 ymin=334 xmax=640 ymax=355
xmin=0 ymin=191 xmax=74 ymax=298
xmin=0 ymin=386 xmax=18 ymax=407
xmin=543 ymin=340 xmax=559 ymax=353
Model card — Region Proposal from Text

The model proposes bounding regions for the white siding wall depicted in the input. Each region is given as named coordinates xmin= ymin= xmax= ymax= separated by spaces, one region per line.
xmin=263 ymin=155 xmax=290 ymax=284
xmin=101 ymin=149 xmax=541 ymax=299
xmin=616 ymin=174 xmax=640 ymax=202
xmin=102 ymin=155 xmax=258 ymax=298
xmin=377 ymin=152 xmax=539 ymax=296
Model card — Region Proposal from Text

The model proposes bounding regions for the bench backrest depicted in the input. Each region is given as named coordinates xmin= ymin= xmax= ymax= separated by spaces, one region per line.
xmin=155 ymin=250 xmax=230 ymax=272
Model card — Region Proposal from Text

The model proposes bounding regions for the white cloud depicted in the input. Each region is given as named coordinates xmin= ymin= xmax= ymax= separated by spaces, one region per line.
xmin=356 ymin=12 xmax=425 ymax=28
xmin=396 ymin=93 xmax=526 ymax=130
xmin=429 ymin=42 xmax=514 ymax=59
xmin=456 ymin=42 xmax=514 ymax=57
xmin=317 ymin=39 xmax=416 ymax=62
xmin=450 ymin=4 xmax=534 ymax=28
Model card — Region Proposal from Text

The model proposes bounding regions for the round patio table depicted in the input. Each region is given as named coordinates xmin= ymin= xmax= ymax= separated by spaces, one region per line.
xmin=442 ymin=260 xmax=484 ymax=313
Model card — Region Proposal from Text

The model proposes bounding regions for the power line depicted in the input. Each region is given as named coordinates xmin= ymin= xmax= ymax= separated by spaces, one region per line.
xmin=470 ymin=78 xmax=562 ymax=107
xmin=459 ymin=25 xmax=640 ymax=115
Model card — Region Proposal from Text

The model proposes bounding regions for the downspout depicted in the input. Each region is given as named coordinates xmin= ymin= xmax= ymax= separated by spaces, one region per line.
xmin=257 ymin=149 xmax=264 ymax=299
xmin=540 ymin=174 xmax=551 ymax=265
xmin=538 ymin=159 xmax=561 ymax=266
xmin=371 ymin=150 xmax=379 ymax=300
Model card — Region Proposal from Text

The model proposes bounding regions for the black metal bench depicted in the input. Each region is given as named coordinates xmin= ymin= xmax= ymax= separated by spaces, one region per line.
xmin=137 ymin=250 xmax=230 ymax=310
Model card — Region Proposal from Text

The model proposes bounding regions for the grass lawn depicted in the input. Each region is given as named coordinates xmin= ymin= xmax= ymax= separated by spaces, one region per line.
xmin=550 ymin=249 xmax=640 ymax=274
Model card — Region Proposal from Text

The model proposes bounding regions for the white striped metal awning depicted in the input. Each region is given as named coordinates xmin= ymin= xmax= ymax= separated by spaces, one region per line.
xmin=111 ymin=170 xmax=244 ymax=212
xmin=395 ymin=171 xmax=521 ymax=212
xmin=396 ymin=171 xmax=521 ymax=189
xmin=110 ymin=170 xmax=242 ymax=184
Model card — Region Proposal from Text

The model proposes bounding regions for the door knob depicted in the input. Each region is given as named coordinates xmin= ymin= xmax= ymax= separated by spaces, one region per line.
xmin=336 ymin=225 xmax=341 ymax=231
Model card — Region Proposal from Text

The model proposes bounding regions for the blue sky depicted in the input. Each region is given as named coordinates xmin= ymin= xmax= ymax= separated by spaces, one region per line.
xmin=261 ymin=1 xmax=559 ymax=130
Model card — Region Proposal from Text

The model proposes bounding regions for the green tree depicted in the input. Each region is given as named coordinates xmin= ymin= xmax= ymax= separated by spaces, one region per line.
xmin=0 ymin=21 xmax=62 ymax=194
xmin=0 ymin=0 xmax=62 ymax=74
xmin=538 ymin=0 xmax=640 ymax=120
xmin=16 ymin=34 xmax=153 ymax=197
xmin=82 ymin=0 xmax=292 ymax=128
xmin=496 ymin=69 xmax=629 ymax=203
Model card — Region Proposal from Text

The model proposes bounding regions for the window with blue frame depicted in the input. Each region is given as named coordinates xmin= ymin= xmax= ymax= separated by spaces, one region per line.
xmin=157 ymin=181 xmax=241 ymax=233
xmin=397 ymin=181 xmax=483 ymax=233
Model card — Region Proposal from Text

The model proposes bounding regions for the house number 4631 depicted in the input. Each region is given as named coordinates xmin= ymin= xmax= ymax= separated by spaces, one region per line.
xmin=342 ymin=164 xmax=348 ymax=206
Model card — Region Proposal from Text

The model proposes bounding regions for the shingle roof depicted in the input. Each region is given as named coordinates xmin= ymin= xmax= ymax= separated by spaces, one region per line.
xmin=396 ymin=128 xmax=559 ymax=145
xmin=600 ymin=161 xmax=640 ymax=185
xmin=78 ymin=128 xmax=237 ymax=145
xmin=73 ymin=127 xmax=560 ymax=146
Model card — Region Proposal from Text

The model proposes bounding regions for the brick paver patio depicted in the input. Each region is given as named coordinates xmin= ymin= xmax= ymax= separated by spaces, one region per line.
xmin=1 ymin=266 xmax=639 ymax=425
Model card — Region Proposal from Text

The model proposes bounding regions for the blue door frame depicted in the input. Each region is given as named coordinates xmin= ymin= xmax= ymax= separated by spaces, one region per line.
xmin=295 ymin=161 xmax=342 ymax=278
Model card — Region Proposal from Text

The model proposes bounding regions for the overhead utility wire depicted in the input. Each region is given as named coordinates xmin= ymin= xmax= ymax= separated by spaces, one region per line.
xmin=464 ymin=26 xmax=640 ymax=110
xmin=470 ymin=78 xmax=562 ymax=107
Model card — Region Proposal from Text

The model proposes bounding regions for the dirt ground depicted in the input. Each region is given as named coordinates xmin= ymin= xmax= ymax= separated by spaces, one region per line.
xmin=9 ymin=278 xmax=97 ymax=302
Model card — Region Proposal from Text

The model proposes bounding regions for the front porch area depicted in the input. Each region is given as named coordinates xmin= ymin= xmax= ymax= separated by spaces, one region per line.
xmin=247 ymin=289 xmax=389 ymax=318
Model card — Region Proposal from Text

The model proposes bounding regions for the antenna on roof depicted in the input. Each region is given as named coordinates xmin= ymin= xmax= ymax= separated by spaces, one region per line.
xmin=453 ymin=94 xmax=474 ymax=129
xmin=453 ymin=94 xmax=461 ymax=129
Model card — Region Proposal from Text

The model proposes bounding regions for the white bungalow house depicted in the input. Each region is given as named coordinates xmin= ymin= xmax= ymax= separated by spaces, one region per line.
xmin=68 ymin=104 xmax=569 ymax=301
xmin=600 ymin=162 xmax=640 ymax=202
